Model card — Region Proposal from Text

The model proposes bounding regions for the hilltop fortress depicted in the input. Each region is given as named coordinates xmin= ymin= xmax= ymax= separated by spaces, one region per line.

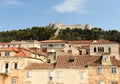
xmin=49 ymin=22 xmax=92 ymax=30
xmin=48 ymin=22 xmax=92 ymax=36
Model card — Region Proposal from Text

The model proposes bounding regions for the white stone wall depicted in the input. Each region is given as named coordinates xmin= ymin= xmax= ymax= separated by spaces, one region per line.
xmin=90 ymin=44 xmax=120 ymax=59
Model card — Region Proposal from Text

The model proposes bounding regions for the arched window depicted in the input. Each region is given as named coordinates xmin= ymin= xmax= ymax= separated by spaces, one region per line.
xmin=94 ymin=47 xmax=96 ymax=52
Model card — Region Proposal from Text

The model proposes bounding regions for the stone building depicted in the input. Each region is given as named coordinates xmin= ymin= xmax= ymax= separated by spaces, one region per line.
xmin=0 ymin=40 xmax=40 ymax=49
xmin=25 ymin=55 xmax=120 ymax=84
xmin=49 ymin=23 xmax=92 ymax=30
xmin=0 ymin=47 xmax=46 ymax=84
xmin=90 ymin=40 xmax=120 ymax=60
xmin=48 ymin=23 xmax=92 ymax=36
xmin=0 ymin=39 xmax=120 ymax=84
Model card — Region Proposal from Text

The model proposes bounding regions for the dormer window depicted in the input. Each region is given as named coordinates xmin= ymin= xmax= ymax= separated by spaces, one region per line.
xmin=103 ymin=56 xmax=108 ymax=61
xmin=68 ymin=58 xmax=74 ymax=62
xmin=5 ymin=52 xmax=10 ymax=56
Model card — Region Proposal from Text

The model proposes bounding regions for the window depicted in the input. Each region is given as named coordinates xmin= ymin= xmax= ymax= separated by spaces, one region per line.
xmin=97 ymin=66 xmax=102 ymax=74
xmin=57 ymin=71 xmax=62 ymax=78
xmin=48 ymin=72 xmax=53 ymax=81
xmin=101 ymin=47 xmax=104 ymax=52
xmin=61 ymin=44 xmax=65 ymax=48
xmin=47 ymin=59 xmax=51 ymax=63
xmin=54 ymin=44 xmax=59 ymax=48
xmin=111 ymin=67 xmax=117 ymax=74
xmin=12 ymin=77 xmax=17 ymax=84
xmin=26 ymin=71 xmax=31 ymax=77
xmin=97 ymin=80 xmax=104 ymax=84
xmin=80 ymin=72 xmax=86 ymax=79
xmin=108 ymin=47 xmax=111 ymax=53
xmin=5 ymin=63 xmax=9 ymax=73
xmin=98 ymin=47 xmax=100 ymax=52
xmin=14 ymin=63 xmax=18 ymax=69
xmin=12 ymin=63 xmax=18 ymax=69
xmin=48 ymin=44 xmax=53 ymax=48
xmin=98 ymin=47 xmax=104 ymax=53
xmin=2 ymin=63 xmax=9 ymax=73
xmin=5 ymin=52 xmax=10 ymax=56
xmin=86 ymin=49 xmax=89 ymax=55
xmin=94 ymin=47 xmax=96 ymax=52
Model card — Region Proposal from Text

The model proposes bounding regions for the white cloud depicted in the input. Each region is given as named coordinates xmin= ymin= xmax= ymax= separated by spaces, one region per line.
xmin=53 ymin=0 xmax=88 ymax=13
xmin=2 ymin=0 xmax=24 ymax=6
xmin=6 ymin=0 xmax=22 ymax=5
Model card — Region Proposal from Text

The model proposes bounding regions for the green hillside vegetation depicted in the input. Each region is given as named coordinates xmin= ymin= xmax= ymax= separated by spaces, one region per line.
xmin=0 ymin=26 xmax=120 ymax=43
xmin=57 ymin=28 xmax=120 ymax=43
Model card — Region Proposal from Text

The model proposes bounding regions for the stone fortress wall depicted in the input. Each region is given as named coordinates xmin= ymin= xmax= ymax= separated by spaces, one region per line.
xmin=49 ymin=22 xmax=92 ymax=30
xmin=48 ymin=22 xmax=92 ymax=36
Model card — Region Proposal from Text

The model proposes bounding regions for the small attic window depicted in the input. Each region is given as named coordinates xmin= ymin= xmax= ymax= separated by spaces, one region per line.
xmin=112 ymin=56 xmax=115 ymax=59
xmin=103 ymin=56 xmax=108 ymax=61
xmin=69 ymin=45 xmax=71 ymax=48
xmin=68 ymin=58 xmax=74 ymax=62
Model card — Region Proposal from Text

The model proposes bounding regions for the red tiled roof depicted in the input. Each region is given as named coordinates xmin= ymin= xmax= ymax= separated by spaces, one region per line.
xmin=25 ymin=55 xmax=120 ymax=69
xmin=56 ymin=55 xmax=120 ymax=68
xmin=0 ymin=47 xmax=42 ymax=57
xmin=77 ymin=45 xmax=90 ymax=49
xmin=55 ymin=55 xmax=100 ymax=68
xmin=111 ymin=57 xmax=120 ymax=66
xmin=14 ymin=50 xmax=31 ymax=57
xmin=40 ymin=40 xmax=65 ymax=43
xmin=25 ymin=63 xmax=54 ymax=70
xmin=0 ymin=47 xmax=20 ymax=52
xmin=67 ymin=40 xmax=93 ymax=44
xmin=22 ymin=48 xmax=46 ymax=56
xmin=92 ymin=40 xmax=117 ymax=44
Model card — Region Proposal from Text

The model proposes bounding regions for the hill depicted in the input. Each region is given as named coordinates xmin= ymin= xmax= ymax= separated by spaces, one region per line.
xmin=0 ymin=26 xmax=120 ymax=43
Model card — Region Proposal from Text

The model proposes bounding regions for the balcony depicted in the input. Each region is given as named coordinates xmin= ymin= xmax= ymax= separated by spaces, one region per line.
xmin=0 ymin=69 xmax=9 ymax=76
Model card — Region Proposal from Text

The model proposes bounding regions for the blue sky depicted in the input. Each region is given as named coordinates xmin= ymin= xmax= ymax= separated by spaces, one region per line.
xmin=0 ymin=0 xmax=120 ymax=31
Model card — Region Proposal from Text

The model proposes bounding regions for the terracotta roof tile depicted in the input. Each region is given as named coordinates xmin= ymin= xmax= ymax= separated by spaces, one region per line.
xmin=56 ymin=55 xmax=120 ymax=68
xmin=40 ymin=40 xmax=65 ymax=43
xmin=22 ymin=48 xmax=46 ymax=56
xmin=0 ymin=47 xmax=20 ymax=52
xmin=25 ymin=63 xmax=54 ymax=70
xmin=55 ymin=55 xmax=100 ymax=68
xmin=67 ymin=40 xmax=93 ymax=44
xmin=14 ymin=50 xmax=31 ymax=57
xmin=111 ymin=57 xmax=120 ymax=66
xmin=92 ymin=40 xmax=118 ymax=44
xmin=25 ymin=55 xmax=120 ymax=70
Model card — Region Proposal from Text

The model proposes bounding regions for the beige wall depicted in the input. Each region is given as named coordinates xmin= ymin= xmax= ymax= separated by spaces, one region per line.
xmin=63 ymin=45 xmax=79 ymax=55
xmin=25 ymin=68 xmax=88 ymax=84
xmin=88 ymin=66 xmax=120 ymax=84
xmin=90 ymin=44 xmax=120 ymax=59
xmin=40 ymin=43 xmax=65 ymax=49
xmin=0 ymin=57 xmax=44 ymax=84
xmin=0 ymin=51 xmax=16 ymax=57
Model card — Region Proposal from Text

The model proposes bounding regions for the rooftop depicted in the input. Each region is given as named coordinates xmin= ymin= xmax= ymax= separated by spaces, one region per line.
xmin=40 ymin=40 xmax=66 ymax=43
xmin=25 ymin=55 xmax=120 ymax=70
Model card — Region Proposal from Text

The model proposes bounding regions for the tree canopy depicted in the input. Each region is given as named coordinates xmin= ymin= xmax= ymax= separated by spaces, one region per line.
xmin=0 ymin=26 xmax=120 ymax=43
